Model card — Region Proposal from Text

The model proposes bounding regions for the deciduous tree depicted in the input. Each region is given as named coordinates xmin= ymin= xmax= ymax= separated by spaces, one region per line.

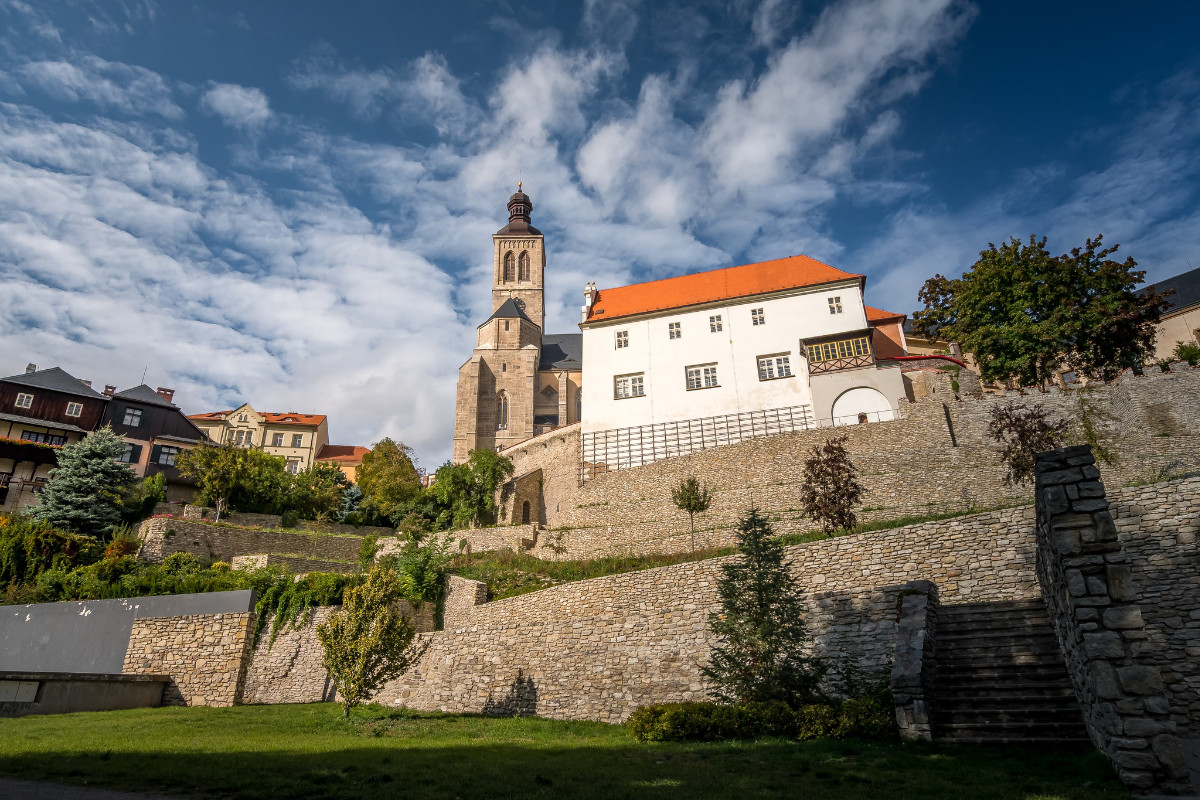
xmin=798 ymin=435 xmax=862 ymax=536
xmin=33 ymin=426 xmax=137 ymax=539
xmin=356 ymin=438 xmax=422 ymax=522
xmin=671 ymin=476 xmax=712 ymax=552
xmin=429 ymin=449 xmax=514 ymax=528
xmin=175 ymin=444 xmax=289 ymax=521
xmin=988 ymin=403 xmax=1069 ymax=486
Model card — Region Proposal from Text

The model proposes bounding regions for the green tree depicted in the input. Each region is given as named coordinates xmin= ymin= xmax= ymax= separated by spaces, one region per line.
xmin=316 ymin=564 xmax=424 ymax=717
xmin=988 ymin=403 xmax=1069 ymax=487
xmin=175 ymin=444 xmax=289 ymax=521
xmin=912 ymin=235 xmax=1171 ymax=386
xmin=32 ymin=426 xmax=137 ymax=539
xmin=703 ymin=509 xmax=824 ymax=706
xmin=356 ymin=438 xmax=422 ymax=522
xmin=285 ymin=462 xmax=347 ymax=521
xmin=118 ymin=472 xmax=167 ymax=526
xmin=671 ymin=476 xmax=712 ymax=552
xmin=1170 ymin=341 xmax=1200 ymax=367
xmin=798 ymin=435 xmax=862 ymax=536
xmin=429 ymin=450 xmax=514 ymax=528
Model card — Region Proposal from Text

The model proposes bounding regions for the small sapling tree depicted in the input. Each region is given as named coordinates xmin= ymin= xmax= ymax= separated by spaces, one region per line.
xmin=703 ymin=509 xmax=825 ymax=706
xmin=798 ymin=435 xmax=862 ymax=536
xmin=317 ymin=564 xmax=425 ymax=718
xmin=988 ymin=403 xmax=1069 ymax=486
xmin=671 ymin=476 xmax=712 ymax=552
xmin=33 ymin=426 xmax=137 ymax=539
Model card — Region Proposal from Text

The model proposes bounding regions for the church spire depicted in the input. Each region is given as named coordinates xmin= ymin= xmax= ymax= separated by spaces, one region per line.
xmin=496 ymin=184 xmax=541 ymax=236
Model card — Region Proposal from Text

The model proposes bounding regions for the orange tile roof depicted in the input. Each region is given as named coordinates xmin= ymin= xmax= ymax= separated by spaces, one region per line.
xmin=187 ymin=411 xmax=230 ymax=420
xmin=317 ymin=444 xmax=369 ymax=462
xmin=186 ymin=410 xmax=326 ymax=426
xmin=865 ymin=305 xmax=906 ymax=323
xmin=585 ymin=254 xmax=863 ymax=324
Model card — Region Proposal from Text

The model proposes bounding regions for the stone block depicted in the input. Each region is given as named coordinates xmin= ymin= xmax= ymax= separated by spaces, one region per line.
xmin=1066 ymin=569 xmax=1088 ymax=597
xmin=1103 ymin=606 xmax=1145 ymax=630
xmin=1091 ymin=661 xmax=1121 ymax=700
xmin=1116 ymin=666 xmax=1163 ymax=696
xmin=1150 ymin=734 xmax=1190 ymax=779
xmin=1105 ymin=564 xmax=1135 ymax=602
xmin=1072 ymin=498 xmax=1109 ymax=513
xmin=1082 ymin=631 xmax=1125 ymax=659
xmin=1124 ymin=718 xmax=1174 ymax=736
xmin=1052 ymin=529 xmax=1082 ymax=555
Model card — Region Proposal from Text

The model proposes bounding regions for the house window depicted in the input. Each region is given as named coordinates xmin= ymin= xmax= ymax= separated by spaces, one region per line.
xmin=614 ymin=373 xmax=645 ymax=399
xmin=157 ymin=446 xmax=180 ymax=466
xmin=757 ymin=354 xmax=793 ymax=381
xmin=286 ymin=459 xmax=300 ymax=474
xmin=668 ymin=321 xmax=681 ymax=340
xmin=15 ymin=393 xmax=32 ymax=409
xmin=497 ymin=393 xmax=509 ymax=430
xmin=686 ymin=364 xmax=719 ymax=390
xmin=65 ymin=402 xmax=83 ymax=417
xmin=615 ymin=330 xmax=629 ymax=349
xmin=806 ymin=336 xmax=871 ymax=363
xmin=751 ymin=308 xmax=765 ymax=326
xmin=118 ymin=443 xmax=135 ymax=463
xmin=292 ymin=434 xmax=303 ymax=447
xmin=828 ymin=296 xmax=843 ymax=314
xmin=272 ymin=433 xmax=284 ymax=447
xmin=518 ymin=251 xmax=531 ymax=282
xmin=238 ymin=413 xmax=247 ymax=422
xmin=710 ymin=315 xmax=723 ymax=332
xmin=21 ymin=431 xmax=66 ymax=446
xmin=123 ymin=408 xmax=142 ymax=427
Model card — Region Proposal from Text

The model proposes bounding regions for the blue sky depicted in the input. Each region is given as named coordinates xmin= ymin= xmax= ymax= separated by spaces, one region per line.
xmin=2 ymin=1 xmax=1198 ymax=466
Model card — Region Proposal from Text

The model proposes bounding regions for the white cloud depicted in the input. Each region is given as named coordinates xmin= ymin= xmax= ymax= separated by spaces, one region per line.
xmin=17 ymin=55 xmax=183 ymax=118
xmin=200 ymin=83 xmax=271 ymax=130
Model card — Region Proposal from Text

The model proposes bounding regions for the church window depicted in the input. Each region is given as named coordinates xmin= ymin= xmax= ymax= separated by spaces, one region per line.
xmin=503 ymin=251 xmax=515 ymax=282
xmin=757 ymin=354 xmax=792 ymax=381
xmin=575 ymin=389 xmax=582 ymax=422
xmin=710 ymin=315 xmax=722 ymax=332
xmin=614 ymin=373 xmax=645 ymax=399
xmin=497 ymin=393 xmax=509 ymax=430
xmin=518 ymin=251 xmax=531 ymax=281
xmin=504 ymin=320 xmax=510 ymax=331
xmin=615 ymin=330 xmax=628 ymax=349
xmin=668 ymin=321 xmax=681 ymax=340
xmin=686 ymin=363 xmax=719 ymax=390
xmin=541 ymin=385 xmax=558 ymax=400
xmin=751 ymin=308 xmax=765 ymax=326
xmin=828 ymin=296 xmax=843 ymax=314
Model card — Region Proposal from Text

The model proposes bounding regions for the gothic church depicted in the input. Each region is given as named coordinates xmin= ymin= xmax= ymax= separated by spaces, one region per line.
xmin=451 ymin=188 xmax=582 ymax=462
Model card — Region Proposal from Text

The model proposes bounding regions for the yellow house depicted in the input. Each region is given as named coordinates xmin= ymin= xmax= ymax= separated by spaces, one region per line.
xmin=1144 ymin=266 xmax=1200 ymax=361
xmin=187 ymin=403 xmax=329 ymax=473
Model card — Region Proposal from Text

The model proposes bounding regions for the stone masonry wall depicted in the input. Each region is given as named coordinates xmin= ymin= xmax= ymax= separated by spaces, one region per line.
xmin=137 ymin=517 xmax=373 ymax=566
xmin=122 ymin=612 xmax=256 ymax=707
xmin=156 ymin=504 xmax=394 ymax=538
xmin=1035 ymin=447 xmax=1191 ymax=793
xmin=496 ymin=365 xmax=1200 ymax=561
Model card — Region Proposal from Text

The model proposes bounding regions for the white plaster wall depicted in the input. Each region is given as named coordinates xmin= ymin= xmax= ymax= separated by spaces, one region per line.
xmin=581 ymin=280 xmax=871 ymax=432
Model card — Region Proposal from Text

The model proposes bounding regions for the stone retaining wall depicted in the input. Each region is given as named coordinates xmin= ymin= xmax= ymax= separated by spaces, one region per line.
xmin=137 ymin=517 xmax=374 ymax=566
xmin=154 ymin=504 xmax=395 ymax=538
xmin=122 ymin=612 xmax=256 ymax=707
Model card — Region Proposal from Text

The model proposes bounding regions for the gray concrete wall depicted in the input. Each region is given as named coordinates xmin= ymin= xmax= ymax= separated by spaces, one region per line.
xmin=0 ymin=672 xmax=167 ymax=717
xmin=0 ymin=591 xmax=255 ymax=674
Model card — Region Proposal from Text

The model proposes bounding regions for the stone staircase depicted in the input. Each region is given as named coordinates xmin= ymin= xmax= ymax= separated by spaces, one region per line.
xmin=933 ymin=598 xmax=1090 ymax=743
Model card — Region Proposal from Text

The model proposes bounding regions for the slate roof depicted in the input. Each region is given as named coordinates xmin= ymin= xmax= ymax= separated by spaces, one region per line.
xmin=584 ymin=255 xmax=863 ymax=324
xmin=0 ymin=411 xmax=88 ymax=434
xmin=1 ymin=366 xmax=106 ymax=398
xmin=113 ymin=384 xmax=178 ymax=409
xmin=485 ymin=298 xmax=535 ymax=325
xmin=539 ymin=333 xmax=583 ymax=371
xmin=1145 ymin=265 xmax=1200 ymax=314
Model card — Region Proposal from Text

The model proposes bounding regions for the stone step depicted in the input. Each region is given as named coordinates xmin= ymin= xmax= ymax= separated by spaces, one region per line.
xmin=938 ymin=657 xmax=1073 ymax=674
xmin=934 ymin=707 xmax=1086 ymax=726
xmin=937 ymin=734 xmax=1093 ymax=745
xmin=938 ymin=648 xmax=1065 ymax=666
xmin=937 ymin=612 xmax=1051 ymax=629
xmin=936 ymin=620 xmax=1056 ymax=636
xmin=940 ymin=599 xmax=1047 ymax=613
xmin=935 ymin=721 xmax=1089 ymax=741
xmin=936 ymin=686 xmax=1078 ymax=702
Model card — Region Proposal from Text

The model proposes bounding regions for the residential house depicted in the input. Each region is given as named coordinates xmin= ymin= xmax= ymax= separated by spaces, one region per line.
xmin=1144 ymin=265 xmax=1200 ymax=361
xmin=187 ymin=404 xmax=329 ymax=473
xmin=100 ymin=385 xmax=207 ymax=501
xmin=315 ymin=444 xmax=369 ymax=483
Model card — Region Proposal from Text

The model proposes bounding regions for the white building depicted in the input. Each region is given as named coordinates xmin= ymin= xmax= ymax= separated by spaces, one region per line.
xmin=578 ymin=255 xmax=906 ymax=469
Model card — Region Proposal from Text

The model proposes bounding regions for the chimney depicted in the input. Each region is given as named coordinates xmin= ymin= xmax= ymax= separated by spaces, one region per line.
xmin=25 ymin=363 xmax=36 ymax=374
xmin=103 ymin=385 xmax=117 ymax=397
xmin=156 ymin=387 xmax=176 ymax=404
xmin=581 ymin=282 xmax=596 ymax=323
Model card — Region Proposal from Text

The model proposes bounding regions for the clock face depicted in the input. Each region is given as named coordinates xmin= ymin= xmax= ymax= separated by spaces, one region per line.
xmin=514 ymin=298 xmax=526 ymax=311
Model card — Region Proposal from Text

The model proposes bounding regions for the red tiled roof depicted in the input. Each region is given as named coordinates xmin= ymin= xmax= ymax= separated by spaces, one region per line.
xmin=316 ymin=444 xmax=368 ymax=462
xmin=585 ymin=255 xmax=863 ymax=324
xmin=186 ymin=410 xmax=326 ymax=426
xmin=865 ymin=305 xmax=906 ymax=323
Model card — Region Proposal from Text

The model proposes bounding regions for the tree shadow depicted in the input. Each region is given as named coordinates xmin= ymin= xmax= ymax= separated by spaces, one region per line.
xmin=481 ymin=669 xmax=538 ymax=717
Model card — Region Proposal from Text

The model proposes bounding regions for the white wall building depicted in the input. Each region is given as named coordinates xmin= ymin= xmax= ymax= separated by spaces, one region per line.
xmin=578 ymin=255 xmax=906 ymax=469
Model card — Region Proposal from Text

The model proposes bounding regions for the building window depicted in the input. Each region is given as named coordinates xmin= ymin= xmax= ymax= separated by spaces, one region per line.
xmin=518 ymin=251 xmax=531 ymax=282
xmin=503 ymin=320 xmax=510 ymax=332
xmin=828 ymin=296 xmax=843 ymax=314
xmin=614 ymin=373 xmax=645 ymax=399
xmin=806 ymin=336 xmax=871 ymax=365
xmin=710 ymin=315 xmax=723 ymax=332
xmin=238 ymin=413 xmax=247 ymax=422
xmin=686 ymin=363 xmax=719 ymax=390
xmin=668 ymin=321 xmax=681 ymax=340
xmin=65 ymin=402 xmax=83 ymax=417
xmin=15 ymin=393 xmax=33 ymax=409
xmin=123 ymin=408 xmax=142 ymax=427
xmin=497 ymin=393 xmax=509 ymax=430
xmin=272 ymin=433 xmax=284 ymax=447
xmin=541 ymin=385 xmax=558 ymax=400
xmin=21 ymin=430 xmax=66 ymax=446
xmin=615 ymin=330 xmax=629 ymax=349
xmin=118 ymin=442 xmax=135 ymax=463
xmin=292 ymin=434 xmax=303 ymax=447
xmin=757 ymin=354 xmax=793 ymax=381
xmin=157 ymin=446 xmax=180 ymax=466
xmin=751 ymin=308 xmax=765 ymax=326
xmin=286 ymin=460 xmax=300 ymax=474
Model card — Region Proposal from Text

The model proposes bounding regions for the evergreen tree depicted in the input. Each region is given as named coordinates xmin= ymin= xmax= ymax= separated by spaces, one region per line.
xmin=703 ymin=509 xmax=825 ymax=706
xmin=33 ymin=426 xmax=137 ymax=539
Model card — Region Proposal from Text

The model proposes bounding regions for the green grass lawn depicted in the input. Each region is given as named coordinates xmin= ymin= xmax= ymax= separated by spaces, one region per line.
xmin=0 ymin=703 xmax=1128 ymax=800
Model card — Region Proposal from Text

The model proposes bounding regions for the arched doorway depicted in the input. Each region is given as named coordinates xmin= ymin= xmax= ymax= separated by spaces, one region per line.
xmin=831 ymin=386 xmax=895 ymax=426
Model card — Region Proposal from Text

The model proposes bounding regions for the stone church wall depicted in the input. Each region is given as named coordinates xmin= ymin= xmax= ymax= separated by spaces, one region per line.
xmin=489 ymin=366 xmax=1199 ymax=560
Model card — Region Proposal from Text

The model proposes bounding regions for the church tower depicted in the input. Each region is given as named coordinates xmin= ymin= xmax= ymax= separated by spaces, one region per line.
xmin=491 ymin=185 xmax=546 ymax=331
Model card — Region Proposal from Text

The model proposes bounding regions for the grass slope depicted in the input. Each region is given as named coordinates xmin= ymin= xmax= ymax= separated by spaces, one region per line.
xmin=0 ymin=704 xmax=1128 ymax=800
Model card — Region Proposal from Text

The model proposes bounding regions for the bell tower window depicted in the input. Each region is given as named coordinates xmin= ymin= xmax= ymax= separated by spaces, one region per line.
xmin=518 ymin=251 xmax=531 ymax=282
xmin=497 ymin=392 xmax=509 ymax=430
xmin=503 ymin=251 xmax=515 ymax=282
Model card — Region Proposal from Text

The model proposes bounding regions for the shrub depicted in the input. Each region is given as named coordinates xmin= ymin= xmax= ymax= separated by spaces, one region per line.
xmin=627 ymin=698 xmax=896 ymax=743
xmin=280 ymin=510 xmax=300 ymax=529
xmin=988 ymin=403 xmax=1069 ymax=486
